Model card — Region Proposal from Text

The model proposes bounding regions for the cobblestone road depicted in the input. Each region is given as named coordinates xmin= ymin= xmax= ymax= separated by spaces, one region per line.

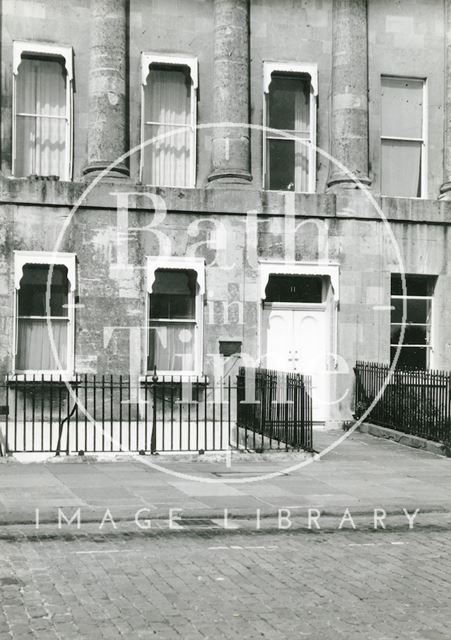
xmin=0 ymin=522 xmax=450 ymax=639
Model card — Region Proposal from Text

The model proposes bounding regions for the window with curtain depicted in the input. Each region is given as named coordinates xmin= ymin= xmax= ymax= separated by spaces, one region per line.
xmin=15 ymin=55 xmax=69 ymax=179
xmin=390 ymin=274 xmax=436 ymax=370
xmin=381 ymin=77 xmax=426 ymax=198
xmin=142 ymin=64 xmax=194 ymax=188
xmin=16 ymin=264 xmax=70 ymax=371
xmin=265 ymin=73 xmax=312 ymax=192
xmin=148 ymin=269 xmax=199 ymax=372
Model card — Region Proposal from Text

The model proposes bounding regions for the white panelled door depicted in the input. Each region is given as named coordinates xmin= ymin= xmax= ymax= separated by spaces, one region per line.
xmin=263 ymin=307 xmax=328 ymax=423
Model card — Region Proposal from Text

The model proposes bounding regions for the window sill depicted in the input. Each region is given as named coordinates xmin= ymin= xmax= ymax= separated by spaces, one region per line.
xmin=9 ymin=372 xmax=78 ymax=384
xmin=140 ymin=183 xmax=196 ymax=190
xmin=381 ymin=194 xmax=427 ymax=201
xmin=264 ymin=188 xmax=315 ymax=195
xmin=140 ymin=374 xmax=208 ymax=385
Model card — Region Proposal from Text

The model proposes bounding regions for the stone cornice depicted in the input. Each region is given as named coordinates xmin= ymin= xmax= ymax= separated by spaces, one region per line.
xmin=1 ymin=175 xmax=451 ymax=224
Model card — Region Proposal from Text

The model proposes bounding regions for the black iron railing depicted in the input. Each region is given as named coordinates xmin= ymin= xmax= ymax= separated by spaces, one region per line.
xmin=236 ymin=367 xmax=313 ymax=451
xmin=0 ymin=374 xmax=236 ymax=454
xmin=354 ymin=361 xmax=451 ymax=445
xmin=0 ymin=370 xmax=314 ymax=455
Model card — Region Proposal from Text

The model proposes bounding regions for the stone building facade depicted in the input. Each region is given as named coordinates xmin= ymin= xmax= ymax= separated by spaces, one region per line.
xmin=0 ymin=0 xmax=451 ymax=429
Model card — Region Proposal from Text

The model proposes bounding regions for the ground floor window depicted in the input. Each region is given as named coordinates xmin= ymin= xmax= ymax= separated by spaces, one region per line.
xmin=147 ymin=267 xmax=202 ymax=374
xmin=14 ymin=252 xmax=76 ymax=373
xmin=390 ymin=274 xmax=436 ymax=369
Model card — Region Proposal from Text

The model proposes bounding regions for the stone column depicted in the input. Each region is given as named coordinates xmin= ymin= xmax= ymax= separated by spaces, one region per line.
xmin=440 ymin=2 xmax=451 ymax=198
xmin=327 ymin=0 xmax=371 ymax=191
xmin=83 ymin=0 xmax=129 ymax=179
xmin=0 ymin=1 xmax=3 ymax=176
xmin=208 ymin=0 xmax=252 ymax=186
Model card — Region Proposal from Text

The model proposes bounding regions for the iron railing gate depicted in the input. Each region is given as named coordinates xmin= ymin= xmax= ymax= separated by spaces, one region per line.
xmin=0 ymin=369 xmax=313 ymax=455
xmin=236 ymin=367 xmax=313 ymax=451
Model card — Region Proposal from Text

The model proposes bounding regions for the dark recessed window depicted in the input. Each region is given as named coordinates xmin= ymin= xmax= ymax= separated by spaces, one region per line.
xmin=148 ymin=269 xmax=198 ymax=372
xmin=219 ymin=341 xmax=242 ymax=358
xmin=16 ymin=264 xmax=69 ymax=371
xmin=390 ymin=274 xmax=436 ymax=370
xmin=265 ymin=72 xmax=313 ymax=193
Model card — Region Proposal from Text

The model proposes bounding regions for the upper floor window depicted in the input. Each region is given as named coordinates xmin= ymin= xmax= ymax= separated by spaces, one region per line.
xmin=147 ymin=257 xmax=204 ymax=375
xmin=263 ymin=62 xmax=317 ymax=193
xmin=390 ymin=274 xmax=436 ymax=370
xmin=381 ymin=76 xmax=427 ymax=198
xmin=14 ymin=252 xmax=76 ymax=374
xmin=141 ymin=54 xmax=198 ymax=188
xmin=13 ymin=42 xmax=73 ymax=181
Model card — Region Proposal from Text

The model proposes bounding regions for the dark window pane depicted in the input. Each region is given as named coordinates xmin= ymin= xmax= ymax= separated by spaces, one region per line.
xmin=407 ymin=299 xmax=430 ymax=324
xmin=390 ymin=274 xmax=404 ymax=296
xmin=390 ymin=346 xmax=427 ymax=370
xmin=391 ymin=274 xmax=436 ymax=296
xmin=268 ymin=75 xmax=309 ymax=132
xmin=267 ymin=139 xmax=295 ymax=191
xmin=391 ymin=325 xmax=427 ymax=346
xmin=18 ymin=264 xmax=68 ymax=317
xmin=149 ymin=269 xmax=196 ymax=320
xmin=265 ymin=275 xmax=323 ymax=303
xmin=390 ymin=298 xmax=403 ymax=323
xmin=390 ymin=298 xmax=431 ymax=325
xmin=219 ymin=341 xmax=242 ymax=357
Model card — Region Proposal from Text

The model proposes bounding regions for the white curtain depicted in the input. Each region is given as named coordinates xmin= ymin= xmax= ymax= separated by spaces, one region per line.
xmin=149 ymin=323 xmax=194 ymax=371
xmin=381 ymin=140 xmax=422 ymax=197
xmin=16 ymin=58 xmax=67 ymax=178
xmin=294 ymin=80 xmax=310 ymax=192
xmin=143 ymin=67 xmax=192 ymax=187
xmin=17 ymin=319 xmax=68 ymax=371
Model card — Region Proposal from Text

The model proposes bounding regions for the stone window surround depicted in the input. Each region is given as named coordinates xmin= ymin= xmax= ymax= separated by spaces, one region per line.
xmin=12 ymin=41 xmax=74 ymax=182
xmin=13 ymin=250 xmax=76 ymax=378
xmin=146 ymin=256 xmax=205 ymax=377
xmin=263 ymin=61 xmax=318 ymax=195
xmin=140 ymin=53 xmax=198 ymax=189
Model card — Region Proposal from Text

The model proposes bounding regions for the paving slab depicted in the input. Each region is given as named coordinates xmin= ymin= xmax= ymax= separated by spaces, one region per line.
xmin=0 ymin=429 xmax=451 ymax=526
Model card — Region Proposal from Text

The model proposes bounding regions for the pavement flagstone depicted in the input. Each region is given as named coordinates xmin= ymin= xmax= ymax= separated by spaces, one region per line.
xmin=1 ymin=430 xmax=451 ymax=527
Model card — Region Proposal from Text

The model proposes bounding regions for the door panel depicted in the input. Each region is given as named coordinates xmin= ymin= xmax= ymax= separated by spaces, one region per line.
xmin=263 ymin=309 xmax=293 ymax=371
xmin=293 ymin=311 xmax=327 ymax=423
